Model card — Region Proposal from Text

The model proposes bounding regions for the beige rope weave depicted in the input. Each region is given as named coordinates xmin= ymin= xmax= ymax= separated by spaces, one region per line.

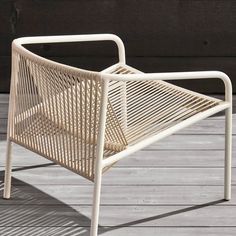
xmin=9 ymin=45 xmax=225 ymax=182
xmin=107 ymin=66 xmax=221 ymax=146
xmin=10 ymin=48 xmax=120 ymax=181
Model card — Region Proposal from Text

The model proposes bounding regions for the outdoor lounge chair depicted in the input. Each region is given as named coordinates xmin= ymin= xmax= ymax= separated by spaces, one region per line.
xmin=3 ymin=34 xmax=232 ymax=236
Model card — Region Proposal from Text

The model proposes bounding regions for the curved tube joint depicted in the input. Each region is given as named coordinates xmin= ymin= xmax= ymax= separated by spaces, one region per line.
xmin=13 ymin=33 xmax=126 ymax=64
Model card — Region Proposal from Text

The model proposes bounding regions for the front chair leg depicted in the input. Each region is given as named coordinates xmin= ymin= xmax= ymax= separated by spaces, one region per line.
xmin=224 ymin=106 xmax=232 ymax=200
xmin=90 ymin=168 xmax=102 ymax=236
xmin=3 ymin=139 xmax=13 ymax=199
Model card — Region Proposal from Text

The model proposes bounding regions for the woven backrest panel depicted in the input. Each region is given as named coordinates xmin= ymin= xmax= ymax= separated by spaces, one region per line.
xmin=9 ymin=47 xmax=127 ymax=180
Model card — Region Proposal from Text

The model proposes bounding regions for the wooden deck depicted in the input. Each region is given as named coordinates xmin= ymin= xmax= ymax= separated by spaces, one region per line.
xmin=0 ymin=94 xmax=235 ymax=235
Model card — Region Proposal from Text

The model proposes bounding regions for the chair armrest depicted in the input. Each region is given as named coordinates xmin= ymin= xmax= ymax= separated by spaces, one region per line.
xmin=13 ymin=34 xmax=126 ymax=64
xmin=103 ymin=71 xmax=232 ymax=103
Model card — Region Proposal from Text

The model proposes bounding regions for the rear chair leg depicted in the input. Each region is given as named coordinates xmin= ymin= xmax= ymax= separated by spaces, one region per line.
xmin=224 ymin=106 xmax=232 ymax=200
xmin=3 ymin=139 xmax=13 ymax=199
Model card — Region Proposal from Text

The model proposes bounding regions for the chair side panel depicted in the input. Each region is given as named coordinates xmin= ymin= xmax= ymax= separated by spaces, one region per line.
xmin=9 ymin=48 xmax=106 ymax=181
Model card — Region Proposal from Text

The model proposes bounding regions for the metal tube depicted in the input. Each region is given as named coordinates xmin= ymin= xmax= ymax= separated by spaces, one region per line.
xmin=14 ymin=34 xmax=126 ymax=64
xmin=90 ymin=79 xmax=109 ymax=236
xmin=225 ymin=106 xmax=232 ymax=200
xmin=223 ymin=72 xmax=232 ymax=200
xmin=3 ymin=50 xmax=17 ymax=199
xmin=3 ymin=140 xmax=12 ymax=199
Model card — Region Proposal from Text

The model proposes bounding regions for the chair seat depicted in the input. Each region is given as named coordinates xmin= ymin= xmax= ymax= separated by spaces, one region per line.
xmin=13 ymin=64 xmax=227 ymax=155
xmin=11 ymin=63 xmax=229 ymax=179
xmin=105 ymin=65 xmax=228 ymax=146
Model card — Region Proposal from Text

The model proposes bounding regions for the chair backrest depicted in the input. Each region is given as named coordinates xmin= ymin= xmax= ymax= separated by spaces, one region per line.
xmin=9 ymin=38 xmax=127 ymax=180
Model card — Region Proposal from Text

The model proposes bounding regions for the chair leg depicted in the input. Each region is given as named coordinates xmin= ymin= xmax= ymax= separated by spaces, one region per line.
xmin=3 ymin=139 xmax=13 ymax=199
xmin=90 ymin=168 xmax=102 ymax=236
xmin=224 ymin=106 xmax=232 ymax=200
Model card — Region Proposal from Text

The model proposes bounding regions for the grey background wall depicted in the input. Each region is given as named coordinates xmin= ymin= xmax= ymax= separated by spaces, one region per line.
xmin=1 ymin=0 xmax=236 ymax=93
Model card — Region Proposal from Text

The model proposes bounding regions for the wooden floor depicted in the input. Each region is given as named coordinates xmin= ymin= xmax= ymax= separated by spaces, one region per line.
xmin=0 ymin=94 xmax=235 ymax=236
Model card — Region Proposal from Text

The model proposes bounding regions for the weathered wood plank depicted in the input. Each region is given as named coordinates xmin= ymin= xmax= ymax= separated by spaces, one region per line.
xmin=0 ymin=204 xmax=235 ymax=227
xmin=0 ymin=185 xmax=235 ymax=206
xmin=0 ymin=227 xmax=92 ymax=236
xmin=147 ymin=135 xmax=236 ymax=150
xmin=177 ymin=118 xmax=236 ymax=134
xmin=0 ymin=134 xmax=6 ymax=140
xmin=0 ymin=167 xmax=234 ymax=186
xmin=0 ymin=103 xmax=8 ymax=119
xmin=1 ymin=227 xmax=235 ymax=236
xmin=116 ymin=150 xmax=236 ymax=167
xmin=0 ymin=94 xmax=9 ymax=104
xmin=100 ymin=227 xmax=236 ymax=236
xmin=0 ymin=119 xmax=7 ymax=133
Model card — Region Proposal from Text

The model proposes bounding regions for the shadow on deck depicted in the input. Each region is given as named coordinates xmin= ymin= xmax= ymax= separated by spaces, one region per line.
xmin=0 ymin=165 xmax=227 ymax=236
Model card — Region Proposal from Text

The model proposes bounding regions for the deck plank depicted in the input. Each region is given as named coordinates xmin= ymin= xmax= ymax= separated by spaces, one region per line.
xmin=0 ymin=167 xmax=235 ymax=186
xmin=0 ymin=185 xmax=235 ymax=206
xmin=1 ymin=227 xmax=235 ymax=236
xmin=0 ymin=205 xmax=236 ymax=227
xmin=147 ymin=135 xmax=236 ymax=150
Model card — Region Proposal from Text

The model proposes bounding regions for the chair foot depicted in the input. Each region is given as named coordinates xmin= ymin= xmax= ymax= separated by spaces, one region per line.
xmin=3 ymin=140 xmax=13 ymax=199
xmin=2 ymin=196 xmax=11 ymax=200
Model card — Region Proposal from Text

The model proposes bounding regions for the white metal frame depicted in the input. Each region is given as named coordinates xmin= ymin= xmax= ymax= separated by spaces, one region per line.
xmin=3 ymin=34 xmax=232 ymax=236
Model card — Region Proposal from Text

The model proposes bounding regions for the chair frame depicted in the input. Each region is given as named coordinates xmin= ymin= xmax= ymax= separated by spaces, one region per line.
xmin=3 ymin=34 xmax=232 ymax=236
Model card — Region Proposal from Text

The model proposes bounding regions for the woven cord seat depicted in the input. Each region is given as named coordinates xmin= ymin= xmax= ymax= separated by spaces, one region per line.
xmin=106 ymin=65 xmax=224 ymax=146
xmin=3 ymin=34 xmax=232 ymax=236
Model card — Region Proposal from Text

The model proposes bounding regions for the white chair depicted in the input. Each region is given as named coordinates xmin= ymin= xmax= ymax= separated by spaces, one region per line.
xmin=3 ymin=34 xmax=232 ymax=236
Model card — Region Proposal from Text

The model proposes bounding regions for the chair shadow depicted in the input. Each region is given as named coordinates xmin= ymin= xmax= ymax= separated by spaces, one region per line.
xmin=0 ymin=165 xmax=95 ymax=236
xmin=0 ymin=165 xmax=227 ymax=236
xmin=109 ymin=199 xmax=226 ymax=229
